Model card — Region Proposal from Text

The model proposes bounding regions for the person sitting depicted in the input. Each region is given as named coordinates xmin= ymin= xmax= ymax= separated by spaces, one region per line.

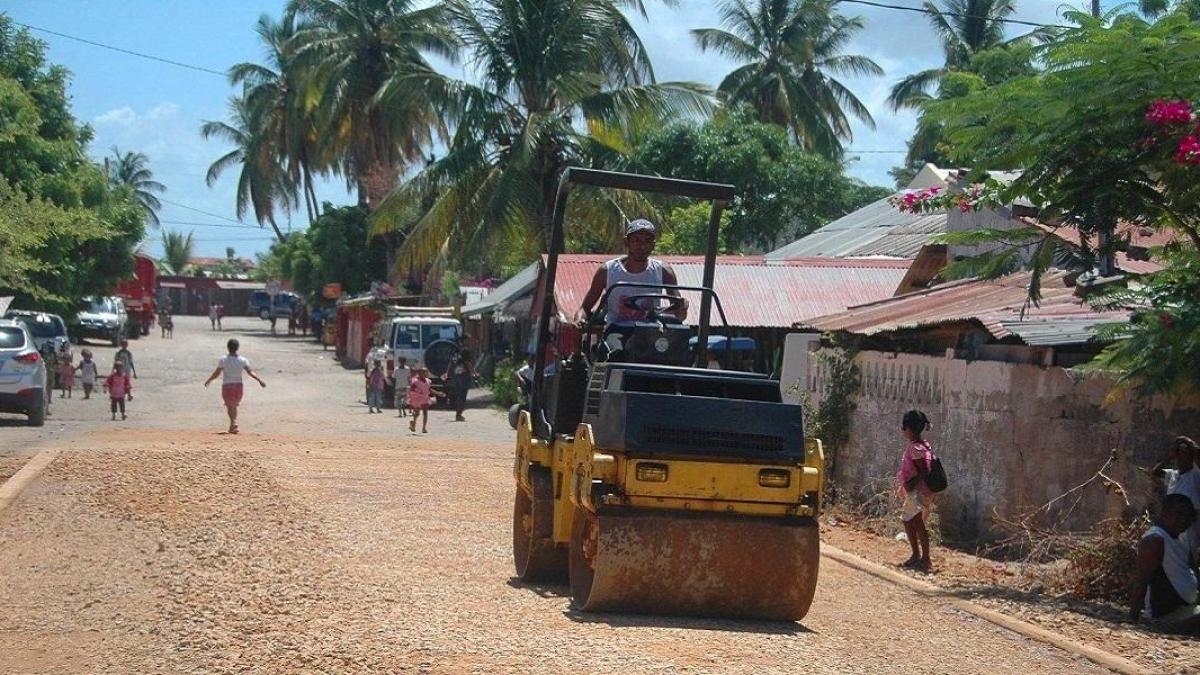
xmin=576 ymin=218 xmax=687 ymax=329
xmin=1128 ymin=494 xmax=1200 ymax=634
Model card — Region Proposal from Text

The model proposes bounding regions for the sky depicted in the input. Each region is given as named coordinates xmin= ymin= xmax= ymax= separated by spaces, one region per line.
xmin=4 ymin=0 xmax=1110 ymax=259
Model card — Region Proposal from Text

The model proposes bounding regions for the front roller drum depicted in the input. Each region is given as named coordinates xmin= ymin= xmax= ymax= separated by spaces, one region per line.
xmin=570 ymin=507 xmax=819 ymax=621
xmin=512 ymin=467 xmax=567 ymax=581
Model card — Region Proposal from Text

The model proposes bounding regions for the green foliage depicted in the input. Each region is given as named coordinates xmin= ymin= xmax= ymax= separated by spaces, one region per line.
xmin=160 ymin=230 xmax=195 ymax=275
xmin=104 ymin=147 xmax=166 ymax=227
xmin=632 ymin=106 xmax=890 ymax=251
xmin=692 ymin=0 xmax=882 ymax=158
xmin=657 ymin=202 xmax=732 ymax=255
xmin=489 ymin=355 xmax=521 ymax=408
xmin=262 ymin=203 xmax=386 ymax=302
xmin=809 ymin=347 xmax=860 ymax=472
xmin=1090 ymin=250 xmax=1200 ymax=400
xmin=370 ymin=0 xmax=714 ymax=274
xmin=0 ymin=17 xmax=145 ymax=317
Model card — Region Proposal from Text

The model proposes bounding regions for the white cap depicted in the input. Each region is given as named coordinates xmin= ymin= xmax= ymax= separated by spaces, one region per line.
xmin=625 ymin=218 xmax=656 ymax=237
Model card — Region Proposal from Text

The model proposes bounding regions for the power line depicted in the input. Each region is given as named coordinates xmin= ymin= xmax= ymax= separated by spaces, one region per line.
xmin=158 ymin=197 xmax=247 ymax=225
xmin=847 ymin=149 xmax=907 ymax=153
xmin=159 ymin=219 xmax=289 ymax=231
xmin=11 ymin=20 xmax=228 ymax=77
xmin=840 ymin=0 xmax=1070 ymax=30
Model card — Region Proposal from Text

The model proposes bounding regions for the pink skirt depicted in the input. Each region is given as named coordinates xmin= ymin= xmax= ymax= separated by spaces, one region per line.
xmin=222 ymin=382 xmax=244 ymax=406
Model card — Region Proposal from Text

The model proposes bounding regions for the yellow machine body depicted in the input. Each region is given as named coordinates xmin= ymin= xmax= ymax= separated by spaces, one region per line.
xmin=513 ymin=411 xmax=825 ymax=621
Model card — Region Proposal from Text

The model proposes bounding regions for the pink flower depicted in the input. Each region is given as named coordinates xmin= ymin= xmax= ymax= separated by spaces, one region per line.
xmin=1175 ymin=135 xmax=1200 ymax=165
xmin=1146 ymin=99 xmax=1194 ymax=126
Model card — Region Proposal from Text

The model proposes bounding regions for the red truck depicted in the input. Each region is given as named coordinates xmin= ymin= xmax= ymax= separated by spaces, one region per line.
xmin=115 ymin=253 xmax=157 ymax=338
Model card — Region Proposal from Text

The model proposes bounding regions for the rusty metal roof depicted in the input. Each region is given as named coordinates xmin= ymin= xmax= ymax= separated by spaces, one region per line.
xmin=540 ymin=254 xmax=910 ymax=328
xmin=801 ymin=270 xmax=1130 ymax=345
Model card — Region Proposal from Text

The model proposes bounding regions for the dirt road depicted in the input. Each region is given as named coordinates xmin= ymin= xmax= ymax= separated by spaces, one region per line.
xmin=0 ymin=317 xmax=1115 ymax=673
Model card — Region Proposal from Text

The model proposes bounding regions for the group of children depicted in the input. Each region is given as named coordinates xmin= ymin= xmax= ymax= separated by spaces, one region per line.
xmin=364 ymin=357 xmax=434 ymax=434
xmin=51 ymin=345 xmax=135 ymax=420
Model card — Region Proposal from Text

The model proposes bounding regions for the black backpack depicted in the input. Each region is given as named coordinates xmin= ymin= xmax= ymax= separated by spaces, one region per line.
xmin=925 ymin=454 xmax=948 ymax=493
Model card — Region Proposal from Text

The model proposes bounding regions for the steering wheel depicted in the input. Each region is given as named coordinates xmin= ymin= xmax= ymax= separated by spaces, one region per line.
xmin=620 ymin=294 xmax=686 ymax=323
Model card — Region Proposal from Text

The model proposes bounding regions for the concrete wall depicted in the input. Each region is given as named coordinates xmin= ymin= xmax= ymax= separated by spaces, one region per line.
xmin=805 ymin=348 xmax=1200 ymax=542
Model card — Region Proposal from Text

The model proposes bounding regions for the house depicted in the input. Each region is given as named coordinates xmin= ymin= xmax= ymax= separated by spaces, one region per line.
xmin=186 ymin=256 xmax=257 ymax=278
xmin=533 ymin=254 xmax=913 ymax=372
xmin=792 ymin=269 xmax=1198 ymax=542
xmin=157 ymin=276 xmax=268 ymax=316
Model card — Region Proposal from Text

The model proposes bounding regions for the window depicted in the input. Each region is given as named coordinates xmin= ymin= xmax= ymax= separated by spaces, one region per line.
xmin=392 ymin=324 xmax=420 ymax=349
xmin=0 ymin=327 xmax=25 ymax=349
xmin=81 ymin=298 xmax=118 ymax=314
xmin=421 ymin=324 xmax=459 ymax=346
xmin=15 ymin=316 xmax=63 ymax=338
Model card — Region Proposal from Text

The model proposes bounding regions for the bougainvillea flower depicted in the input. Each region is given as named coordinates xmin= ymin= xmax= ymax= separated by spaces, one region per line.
xmin=1147 ymin=99 xmax=1194 ymax=126
xmin=1175 ymin=135 xmax=1200 ymax=165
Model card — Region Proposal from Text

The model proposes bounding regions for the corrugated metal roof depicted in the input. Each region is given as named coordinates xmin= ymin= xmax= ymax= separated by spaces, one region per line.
xmin=461 ymin=261 xmax=538 ymax=317
xmin=542 ymin=254 xmax=909 ymax=328
xmin=802 ymin=269 xmax=1130 ymax=346
xmin=766 ymin=196 xmax=948 ymax=260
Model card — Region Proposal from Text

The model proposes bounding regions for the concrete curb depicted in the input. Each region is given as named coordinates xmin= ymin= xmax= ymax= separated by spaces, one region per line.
xmin=821 ymin=545 xmax=1153 ymax=675
xmin=0 ymin=448 xmax=61 ymax=516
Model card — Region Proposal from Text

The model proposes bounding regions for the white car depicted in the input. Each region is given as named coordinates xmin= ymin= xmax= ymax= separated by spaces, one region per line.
xmin=367 ymin=316 xmax=462 ymax=405
xmin=0 ymin=319 xmax=48 ymax=426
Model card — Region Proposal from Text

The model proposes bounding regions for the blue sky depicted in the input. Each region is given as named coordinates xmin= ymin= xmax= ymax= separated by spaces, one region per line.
xmin=5 ymin=0 xmax=1104 ymax=259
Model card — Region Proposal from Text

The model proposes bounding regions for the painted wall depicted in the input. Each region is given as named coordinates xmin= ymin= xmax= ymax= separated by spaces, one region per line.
xmin=804 ymin=348 xmax=1200 ymax=542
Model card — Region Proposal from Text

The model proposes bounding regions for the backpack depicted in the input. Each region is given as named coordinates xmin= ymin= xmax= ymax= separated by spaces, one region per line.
xmin=925 ymin=454 xmax=948 ymax=493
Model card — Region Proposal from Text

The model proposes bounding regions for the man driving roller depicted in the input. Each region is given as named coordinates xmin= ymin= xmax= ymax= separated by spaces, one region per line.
xmin=576 ymin=218 xmax=688 ymax=328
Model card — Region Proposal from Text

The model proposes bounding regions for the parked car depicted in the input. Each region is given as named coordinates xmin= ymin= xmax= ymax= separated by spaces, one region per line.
xmin=248 ymin=290 xmax=301 ymax=320
xmin=367 ymin=315 xmax=462 ymax=406
xmin=4 ymin=310 xmax=70 ymax=355
xmin=71 ymin=296 xmax=127 ymax=346
xmin=0 ymin=319 xmax=48 ymax=426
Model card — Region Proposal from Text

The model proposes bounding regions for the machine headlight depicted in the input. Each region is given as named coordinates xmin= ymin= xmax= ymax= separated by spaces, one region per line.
xmin=635 ymin=462 xmax=668 ymax=482
xmin=758 ymin=469 xmax=791 ymax=488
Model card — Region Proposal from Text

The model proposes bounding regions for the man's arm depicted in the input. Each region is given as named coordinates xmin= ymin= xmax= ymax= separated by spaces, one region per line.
xmin=661 ymin=265 xmax=689 ymax=320
xmin=203 ymin=366 xmax=223 ymax=387
xmin=1128 ymin=534 xmax=1163 ymax=622
xmin=576 ymin=266 xmax=608 ymax=324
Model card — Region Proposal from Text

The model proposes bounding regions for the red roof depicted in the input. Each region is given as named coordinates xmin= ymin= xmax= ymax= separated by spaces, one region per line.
xmin=1029 ymin=219 xmax=1175 ymax=275
xmin=802 ymin=269 xmax=1128 ymax=342
xmin=540 ymin=254 xmax=910 ymax=328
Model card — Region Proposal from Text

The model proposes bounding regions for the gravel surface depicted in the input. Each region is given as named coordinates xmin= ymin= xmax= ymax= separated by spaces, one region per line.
xmin=0 ymin=316 xmax=1132 ymax=673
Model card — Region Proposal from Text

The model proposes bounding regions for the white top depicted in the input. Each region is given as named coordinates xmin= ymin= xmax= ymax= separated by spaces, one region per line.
xmin=78 ymin=360 xmax=98 ymax=384
xmin=1142 ymin=525 xmax=1198 ymax=615
xmin=604 ymin=257 xmax=664 ymax=324
xmin=1166 ymin=468 xmax=1200 ymax=549
xmin=393 ymin=365 xmax=411 ymax=389
xmin=209 ymin=306 xmax=218 ymax=319
xmin=219 ymin=354 xmax=250 ymax=384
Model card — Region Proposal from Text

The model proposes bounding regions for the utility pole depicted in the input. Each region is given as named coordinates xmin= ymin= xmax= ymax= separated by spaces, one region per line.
xmin=1092 ymin=0 xmax=1101 ymax=17
xmin=1090 ymin=0 xmax=1117 ymax=276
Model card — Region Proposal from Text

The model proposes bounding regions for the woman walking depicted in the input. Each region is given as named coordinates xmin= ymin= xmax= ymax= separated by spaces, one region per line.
xmin=204 ymin=338 xmax=266 ymax=434
xmin=445 ymin=350 xmax=475 ymax=422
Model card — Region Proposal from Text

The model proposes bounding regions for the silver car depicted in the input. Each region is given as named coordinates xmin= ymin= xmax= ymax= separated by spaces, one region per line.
xmin=0 ymin=319 xmax=48 ymax=426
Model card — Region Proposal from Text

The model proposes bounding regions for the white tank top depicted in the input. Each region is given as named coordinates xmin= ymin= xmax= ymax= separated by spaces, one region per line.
xmin=1142 ymin=525 xmax=1198 ymax=614
xmin=604 ymin=257 xmax=664 ymax=324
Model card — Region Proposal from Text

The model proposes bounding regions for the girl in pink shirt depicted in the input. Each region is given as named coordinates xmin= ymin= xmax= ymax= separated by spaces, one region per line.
xmin=407 ymin=367 xmax=432 ymax=433
xmin=898 ymin=409 xmax=934 ymax=569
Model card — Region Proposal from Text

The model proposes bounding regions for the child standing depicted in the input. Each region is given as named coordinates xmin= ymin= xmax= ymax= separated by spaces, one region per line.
xmin=366 ymin=361 xmax=386 ymax=413
xmin=104 ymin=361 xmax=133 ymax=420
xmin=407 ymin=367 xmax=432 ymax=433
xmin=57 ymin=345 xmax=75 ymax=398
xmin=897 ymin=409 xmax=934 ymax=570
xmin=76 ymin=349 xmax=98 ymax=399
xmin=393 ymin=357 xmax=411 ymax=418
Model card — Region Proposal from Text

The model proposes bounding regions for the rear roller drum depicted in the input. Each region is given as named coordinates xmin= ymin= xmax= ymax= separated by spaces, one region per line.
xmin=569 ymin=507 xmax=820 ymax=621
xmin=512 ymin=467 xmax=567 ymax=581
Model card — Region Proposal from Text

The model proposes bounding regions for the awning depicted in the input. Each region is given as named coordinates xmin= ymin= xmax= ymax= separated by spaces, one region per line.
xmin=158 ymin=282 xmax=187 ymax=289
xmin=214 ymin=280 xmax=266 ymax=290
xmin=461 ymin=261 xmax=539 ymax=317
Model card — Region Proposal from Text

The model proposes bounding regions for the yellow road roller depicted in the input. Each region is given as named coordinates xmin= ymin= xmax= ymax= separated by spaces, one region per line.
xmin=511 ymin=168 xmax=824 ymax=621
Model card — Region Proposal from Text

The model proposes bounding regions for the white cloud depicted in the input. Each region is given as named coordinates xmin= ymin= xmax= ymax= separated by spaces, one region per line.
xmin=93 ymin=106 xmax=136 ymax=126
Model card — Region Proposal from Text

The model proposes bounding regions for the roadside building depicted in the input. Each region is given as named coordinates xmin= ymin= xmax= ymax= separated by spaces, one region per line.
xmin=794 ymin=269 xmax=1200 ymax=541
xmin=535 ymin=254 xmax=913 ymax=373
xmin=157 ymin=276 xmax=267 ymax=316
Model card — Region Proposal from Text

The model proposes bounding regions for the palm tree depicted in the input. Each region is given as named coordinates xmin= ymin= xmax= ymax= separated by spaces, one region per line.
xmin=104 ymin=147 xmax=167 ymax=227
xmin=201 ymin=94 xmax=294 ymax=241
xmin=230 ymin=13 xmax=323 ymax=224
xmin=886 ymin=0 xmax=1019 ymax=110
xmin=371 ymin=0 xmax=712 ymax=274
xmin=286 ymin=0 xmax=459 ymax=210
xmin=692 ymin=0 xmax=882 ymax=158
xmin=160 ymin=230 xmax=195 ymax=275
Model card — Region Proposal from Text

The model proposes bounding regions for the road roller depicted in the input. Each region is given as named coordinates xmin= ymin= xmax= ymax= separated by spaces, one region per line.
xmin=511 ymin=168 xmax=824 ymax=621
